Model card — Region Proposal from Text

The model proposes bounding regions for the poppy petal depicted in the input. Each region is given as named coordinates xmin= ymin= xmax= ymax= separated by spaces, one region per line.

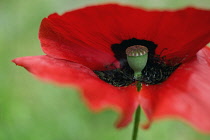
xmin=153 ymin=8 xmax=210 ymax=62
xmin=12 ymin=55 xmax=139 ymax=127
xmin=140 ymin=46 xmax=210 ymax=132
xmin=39 ymin=4 xmax=210 ymax=68
xmin=39 ymin=11 xmax=120 ymax=70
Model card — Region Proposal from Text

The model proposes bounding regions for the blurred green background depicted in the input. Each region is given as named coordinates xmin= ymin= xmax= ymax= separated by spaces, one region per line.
xmin=1 ymin=0 xmax=210 ymax=140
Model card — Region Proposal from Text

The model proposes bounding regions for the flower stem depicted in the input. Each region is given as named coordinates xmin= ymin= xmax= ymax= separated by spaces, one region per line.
xmin=132 ymin=106 xmax=141 ymax=140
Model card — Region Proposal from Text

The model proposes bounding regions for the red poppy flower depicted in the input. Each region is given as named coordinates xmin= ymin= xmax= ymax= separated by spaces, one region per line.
xmin=12 ymin=4 xmax=210 ymax=132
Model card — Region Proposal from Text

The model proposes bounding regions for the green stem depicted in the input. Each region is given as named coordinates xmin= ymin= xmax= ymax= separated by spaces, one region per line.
xmin=132 ymin=106 xmax=141 ymax=140
xmin=136 ymin=81 xmax=142 ymax=92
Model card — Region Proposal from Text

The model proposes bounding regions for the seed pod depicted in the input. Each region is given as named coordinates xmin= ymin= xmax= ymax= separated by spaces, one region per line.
xmin=126 ymin=45 xmax=148 ymax=80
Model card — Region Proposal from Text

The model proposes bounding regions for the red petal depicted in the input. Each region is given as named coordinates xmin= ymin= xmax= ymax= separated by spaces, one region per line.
xmin=140 ymin=46 xmax=210 ymax=132
xmin=153 ymin=8 xmax=210 ymax=62
xmin=39 ymin=12 xmax=119 ymax=70
xmin=39 ymin=4 xmax=210 ymax=68
xmin=12 ymin=55 xmax=139 ymax=128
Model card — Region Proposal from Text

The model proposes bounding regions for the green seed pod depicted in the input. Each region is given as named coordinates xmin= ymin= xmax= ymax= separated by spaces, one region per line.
xmin=126 ymin=45 xmax=148 ymax=80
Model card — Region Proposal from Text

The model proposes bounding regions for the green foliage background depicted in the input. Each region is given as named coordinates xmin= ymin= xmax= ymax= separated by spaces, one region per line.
xmin=1 ymin=0 xmax=210 ymax=140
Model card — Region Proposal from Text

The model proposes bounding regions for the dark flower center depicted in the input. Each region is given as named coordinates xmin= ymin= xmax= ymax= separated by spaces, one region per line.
xmin=94 ymin=38 xmax=180 ymax=87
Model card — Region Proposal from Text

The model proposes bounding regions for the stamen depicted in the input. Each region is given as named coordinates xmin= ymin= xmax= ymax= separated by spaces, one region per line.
xmin=94 ymin=39 xmax=180 ymax=87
